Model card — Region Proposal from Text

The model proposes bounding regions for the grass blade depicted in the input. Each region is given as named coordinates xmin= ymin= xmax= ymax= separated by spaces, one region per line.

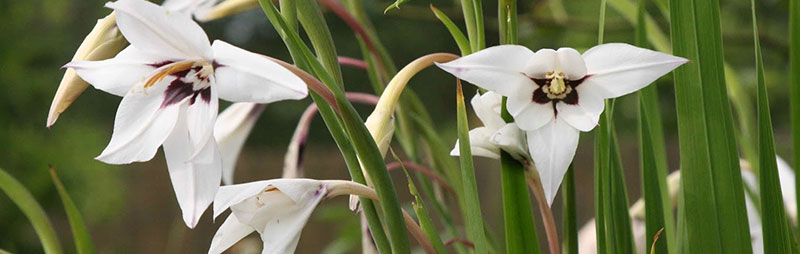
xmin=753 ymin=0 xmax=792 ymax=251
xmin=0 ymin=168 xmax=63 ymax=254
xmin=669 ymin=0 xmax=753 ymax=251
xmin=402 ymin=165 xmax=448 ymax=254
xmin=790 ymin=0 xmax=800 ymax=236
xmin=50 ymin=168 xmax=95 ymax=254
xmin=635 ymin=0 xmax=674 ymax=253
xmin=430 ymin=5 xmax=471 ymax=55
xmin=561 ymin=165 xmax=577 ymax=254
xmin=455 ymin=80 xmax=488 ymax=253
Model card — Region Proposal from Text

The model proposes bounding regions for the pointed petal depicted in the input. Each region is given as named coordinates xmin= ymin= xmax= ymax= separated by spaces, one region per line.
xmin=214 ymin=103 xmax=265 ymax=185
xmin=581 ymin=43 xmax=688 ymax=98
xmin=106 ymin=0 xmax=212 ymax=59
xmin=268 ymin=178 xmax=327 ymax=204
xmin=436 ymin=45 xmax=536 ymax=97
xmin=228 ymin=182 xmax=326 ymax=254
xmin=507 ymin=93 xmax=554 ymax=131
xmin=555 ymin=48 xmax=587 ymax=80
xmin=524 ymin=48 xmax=557 ymax=78
xmin=211 ymin=40 xmax=308 ymax=103
xmin=95 ymin=78 xmax=180 ymax=164
xmin=490 ymin=123 xmax=529 ymax=161
xmin=213 ymin=180 xmax=275 ymax=218
xmin=555 ymin=90 xmax=604 ymax=132
xmin=471 ymin=91 xmax=505 ymax=130
xmin=65 ymin=46 xmax=163 ymax=96
xmin=527 ymin=119 xmax=580 ymax=205
xmin=451 ymin=127 xmax=501 ymax=159
xmin=163 ymin=114 xmax=222 ymax=228
xmin=186 ymin=86 xmax=219 ymax=163
xmin=208 ymin=214 xmax=256 ymax=254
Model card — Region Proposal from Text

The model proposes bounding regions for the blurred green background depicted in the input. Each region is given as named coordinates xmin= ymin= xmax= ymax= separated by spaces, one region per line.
xmin=0 ymin=0 xmax=793 ymax=253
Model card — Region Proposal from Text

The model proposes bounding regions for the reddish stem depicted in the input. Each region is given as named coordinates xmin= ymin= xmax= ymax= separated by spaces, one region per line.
xmin=338 ymin=56 xmax=368 ymax=69
xmin=385 ymin=161 xmax=455 ymax=194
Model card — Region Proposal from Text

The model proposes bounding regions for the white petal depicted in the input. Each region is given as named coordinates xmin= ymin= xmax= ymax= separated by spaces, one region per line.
xmin=95 ymin=77 xmax=180 ymax=164
xmin=186 ymin=86 xmax=219 ymax=163
xmin=776 ymin=156 xmax=797 ymax=223
xmin=106 ymin=0 xmax=212 ymax=59
xmin=208 ymin=214 xmax=256 ymax=254
xmin=555 ymin=89 xmax=604 ymax=132
xmin=213 ymin=180 xmax=275 ymax=218
xmin=211 ymin=40 xmax=308 ymax=103
xmin=436 ymin=45 xmax=536 ymax=97
xmin=229 ymin=183 xmax=325 ymax=254
xmin=507 ymin=93 xmax=554 ymax=131
xmin=524 ymin=48 xmax=556 ymax=78
xmin=163 ymin=113 xmax=222 ymax=228
xmin=214 ymin=103 xmax=264 ymax=185
xmin=451 ymin=127 xmax=501 ymax=160
xmin=490 ymin=123 xmax=529 ymax=161
xmin=581 ymin=43 xmax=688 ymax=99
xmin=471 ymin=91 xmax=505 ymax=130
xmin=65 ymin=46 xmax=162 ymax=96
xmin=527 ymin=118 xmax=580 ymax=205
xmin=555 ymin=48 xmax=587 ymax=80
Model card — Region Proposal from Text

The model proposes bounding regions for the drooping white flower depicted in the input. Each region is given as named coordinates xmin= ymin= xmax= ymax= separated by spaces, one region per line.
xmin=438 ymin=43 xmax=687 ymax=205
xmin=213 ymin=102 xmax=265 ymax=185
xmin=208 ymin=179 xmax=375 ymax=254
xmin=450 ymin=91 xmax=528 ymax=161
xmin=65 ymin=0 xmax=307 ymax=227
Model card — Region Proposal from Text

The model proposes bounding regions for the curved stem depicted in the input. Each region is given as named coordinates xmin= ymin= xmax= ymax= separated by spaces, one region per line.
xmin=525 ymin=172 xmax=561 ymax=254
xmin=324 ymin=180 xmax=436 ymax=254
xmin=385 ymin=161 xmax=455 ymax=193
xmin=338 ymin=56 xmax=368 ymax=69
xmin=283 ymin=92 xmax=379 ymax=178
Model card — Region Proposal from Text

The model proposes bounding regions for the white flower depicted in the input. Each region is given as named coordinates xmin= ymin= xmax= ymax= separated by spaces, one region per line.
xmin=450 ymin=91 xmax=528 ymax=161
xmin=438 ymin=43 xmax=687 ymax=205
xmin=65 ymin=0 xmax=307 ymax=227
xmin=213 ymin=102 xmax=265 ymax=185
xmin=208 ymin=179 xmax=375 ymax=254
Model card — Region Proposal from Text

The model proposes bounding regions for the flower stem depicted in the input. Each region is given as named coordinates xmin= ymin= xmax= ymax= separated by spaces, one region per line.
xmin=525 ymin=171 xmax=561 ymax=254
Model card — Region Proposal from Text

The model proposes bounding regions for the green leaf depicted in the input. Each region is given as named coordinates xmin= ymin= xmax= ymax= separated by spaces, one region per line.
xmin=752 ymin=0 xmax=792 ymax=251
xmin=500 ymin=152 xmax=541 ymax=254
xmin=383 ymin=0 xmax=410 ymax=13
xmin=399 ymin=162 xmax=448 ymax=254
xmin=669 ymin=0 xmax=753 ymax=252
xmin=561 ymin=165 xmax=578 ymax=254
xmin=430 ymin=5 xmax=471 ymax=55
xmin=50 ymin=168 xmax=95 ymax=254
xmin=0 ymin=168 xmax=63 ymax=254
xmin=635 ymin=0 xmax=674 ymax=253
xmin=790 ymin=0 xmax=800 ymax=236
xmin=455 ymin=81 xmax=488 ymax=253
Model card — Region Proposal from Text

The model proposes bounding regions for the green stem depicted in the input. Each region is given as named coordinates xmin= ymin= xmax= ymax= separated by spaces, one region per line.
xmin=456 ymin=81 xmax=488 ymax=253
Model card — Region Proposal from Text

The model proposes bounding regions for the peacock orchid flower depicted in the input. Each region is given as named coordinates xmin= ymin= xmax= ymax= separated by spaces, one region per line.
xmin=65 ymin=0 xmax=307 ymax=228
xmin=437 ymin=43 xmax=687 ymax=205
xmin=450 ymin=91 xmax=528 ymax=162
xmin=208 ymin=179 xmax=377 ymax=254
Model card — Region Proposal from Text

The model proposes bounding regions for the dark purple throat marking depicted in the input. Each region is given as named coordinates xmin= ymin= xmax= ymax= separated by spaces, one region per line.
xmin=528 ymin=75 xmax=590 ymax=117
xmin=160 ymin=65 xmax=212 ymax=108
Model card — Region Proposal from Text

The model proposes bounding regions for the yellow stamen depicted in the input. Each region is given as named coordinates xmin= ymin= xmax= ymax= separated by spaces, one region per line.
xmin=144 ymin=61 xmax=196 ymax=88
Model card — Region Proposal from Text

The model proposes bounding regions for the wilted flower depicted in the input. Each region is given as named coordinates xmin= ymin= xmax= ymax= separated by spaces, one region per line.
xmin=209 ymin=179 xmax=376 ymax=253
xmin=65 ymin=0 xmax=307 ymax=227
xmin=438 ymin=43 xmax=687 ymax=204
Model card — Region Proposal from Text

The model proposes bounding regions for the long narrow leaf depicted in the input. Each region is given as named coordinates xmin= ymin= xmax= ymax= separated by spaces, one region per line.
xmin=753 ymin=0 xmax=792 ymax=251
xmin=50 ymin=168 xmax=95 ymax=254
xmin=430 ymin=5 xmax=471 ymax=55
xmin=790 ymin=0 xmax=800 ymax=236
xmin=0 ymin=168 xmax=63 ymax=254
xmin=635 ymin=0 xmax=674 ymax=253
xmin=401 ymin=166 xmax=448 ymax=254
xmin=561 ymin=165 xmax=577 ymax=254
xmin=455 ymin=80 xmax=488 ymax=253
